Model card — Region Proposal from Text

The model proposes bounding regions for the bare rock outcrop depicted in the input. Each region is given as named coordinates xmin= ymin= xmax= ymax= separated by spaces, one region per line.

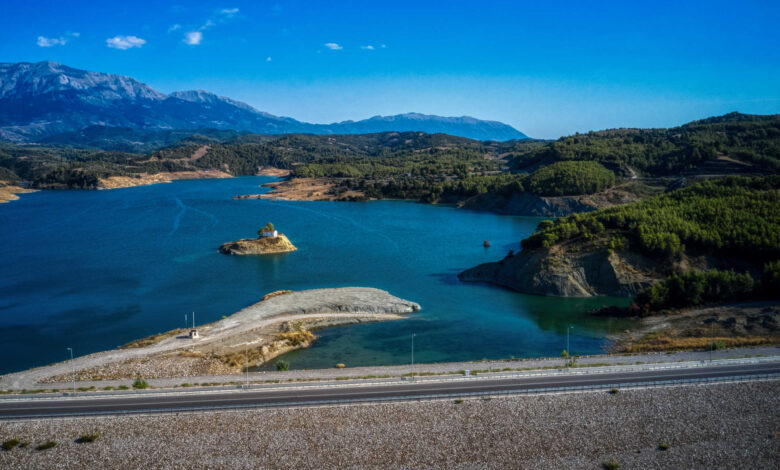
xmin=459 ymin=247 xmax=659 ymax=297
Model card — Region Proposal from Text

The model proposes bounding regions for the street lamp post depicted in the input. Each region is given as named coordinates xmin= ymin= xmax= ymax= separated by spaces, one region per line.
xmin=66 ymin=347 xmax=75 ymax=395
xmin=245 ymin=347 xmax=249 ymax=389
xmin=710 ymin=321 xmax=714 ymax=362
xmin=566 ymin=326 xmax=574 ymax=368
xmin=411 ymin=333 xmax=415 ymax=380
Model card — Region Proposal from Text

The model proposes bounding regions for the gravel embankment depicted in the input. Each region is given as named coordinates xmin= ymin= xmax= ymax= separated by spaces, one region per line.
xmin=0 ymin=381 xmax=777 ymax=469
xmin=28 ymin=345 xmax=777 ymax=391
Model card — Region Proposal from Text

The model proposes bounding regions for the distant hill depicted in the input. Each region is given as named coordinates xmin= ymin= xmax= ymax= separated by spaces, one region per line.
xmin=0 ymin=61 xmax=528 ymax=142
xmin=509 ymin=112 xmax=780 ymax=175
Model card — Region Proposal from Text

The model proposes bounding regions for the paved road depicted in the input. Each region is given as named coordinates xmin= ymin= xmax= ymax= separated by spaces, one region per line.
xmin=1 ymin=362 xmax=778 ymax=419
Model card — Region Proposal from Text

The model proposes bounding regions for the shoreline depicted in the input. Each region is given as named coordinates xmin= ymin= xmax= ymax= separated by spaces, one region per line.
xmin=235 ymin=177 xmax=369 ymax=201
xmin=0 ymin=183 xmax=37 ymax=203
xmin=97 ymin=169 xmax=232 ymax=189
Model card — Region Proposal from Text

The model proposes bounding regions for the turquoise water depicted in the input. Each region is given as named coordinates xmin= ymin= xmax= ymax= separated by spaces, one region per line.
xmin=0 ymin=177 xmax=630 ymax=374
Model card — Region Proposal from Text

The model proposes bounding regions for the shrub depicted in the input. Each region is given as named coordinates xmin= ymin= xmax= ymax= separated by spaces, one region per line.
xmin=608 ymin=388 xmax=619 ymax=394
xmin=275 ymin=360 xmax=289 ymax=371
xmin=602 ymin=459 xmax=620 ymax=470
xmin=712 ymin=340 xmax=727 ymax=350
xmin=2 ymin=439 xmax=20 ymax=451
xmin=132 ymin=378 xmax=149 ymax=389
xmin=454 ymin=399 xmax=464 ymax=404
xmin=117 ymin=385 xmax=129 ymax=390
xmin=658 ymin=443 xmax=670 ymax=451
xmin=77 ymin=434 xmax=98 ymax=443
xmin=36 ymin=441 xmax=57 ymax=451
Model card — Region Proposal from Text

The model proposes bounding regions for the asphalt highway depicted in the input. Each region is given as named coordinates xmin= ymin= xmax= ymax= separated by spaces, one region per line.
xmin=1 ymin=361 xmax=778 ymax=419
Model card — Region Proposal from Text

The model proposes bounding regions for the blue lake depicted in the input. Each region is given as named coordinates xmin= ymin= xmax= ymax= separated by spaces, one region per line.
xmin=0 ymin=177 xmax=630 ymax=374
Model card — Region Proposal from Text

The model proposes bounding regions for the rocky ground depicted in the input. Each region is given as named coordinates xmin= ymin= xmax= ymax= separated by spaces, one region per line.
xmin=0 ymin=381 xmax=777 ymax=469
xmin=610 ymin=303 xmax=780 ymax=353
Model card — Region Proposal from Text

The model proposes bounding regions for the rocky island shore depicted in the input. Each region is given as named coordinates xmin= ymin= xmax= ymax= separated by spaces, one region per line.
xmin=0 ymin=288 xmax=420 ymax=388
xmin=219 ymin=222 xmax=297 ymax=255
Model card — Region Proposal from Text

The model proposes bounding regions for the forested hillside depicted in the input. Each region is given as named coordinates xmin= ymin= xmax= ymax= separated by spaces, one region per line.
xmin=510 ymin=112 xmax=780 ymax=174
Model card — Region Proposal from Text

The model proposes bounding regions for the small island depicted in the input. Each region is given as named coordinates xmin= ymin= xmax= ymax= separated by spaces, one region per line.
xmin=219 ymin=222 xmax=297 ymax=255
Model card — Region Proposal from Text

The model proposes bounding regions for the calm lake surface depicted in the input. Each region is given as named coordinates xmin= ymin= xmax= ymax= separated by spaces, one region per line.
xmin=0 ymin=177 xmax=630 ymax=374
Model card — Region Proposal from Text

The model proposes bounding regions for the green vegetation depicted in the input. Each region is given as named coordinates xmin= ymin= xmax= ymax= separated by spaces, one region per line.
xmin=525 ymin=161 xmax=615 ymax=196
xmin=275 ymin=360 xmax=290 ymax=371
xmin=77 ymin=434 xmax=99 ymax=443
xmin=634 ymin=270 xmax=755 ymax=313
xmin=132 ymin=378 xmax=149 ymax=389
xmin=522 ymin=176 xmax=780 ymax=261
xmin=658 ymin=443 xmax=671 ymax=451
xmin=2 ymin=438 xmax=20 ymax=451
xmin=602 ymin=459 xmax=620 ymax=470
xmin=36 ymin=441 xmax=57 ymax=451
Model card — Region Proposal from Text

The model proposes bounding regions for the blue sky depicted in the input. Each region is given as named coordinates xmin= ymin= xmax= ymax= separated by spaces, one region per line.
xmin=1 ymin=0 xmax=779 ymax=138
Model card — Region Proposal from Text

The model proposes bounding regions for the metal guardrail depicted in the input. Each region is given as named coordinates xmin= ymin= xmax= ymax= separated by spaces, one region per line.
xmin=3 ymin=372 xmax=778 ymax=420
xmin=3 ymin=356 xmax=779 ymax=402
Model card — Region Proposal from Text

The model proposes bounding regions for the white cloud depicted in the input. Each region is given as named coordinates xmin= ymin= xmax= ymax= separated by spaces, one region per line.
xmin=200 ymin=19 xmax=215 ymax=30
xmin=168 ymin=24 xmax=181 ymax=32
xmin=37 ymin=32 xmax=78 ymax=48
xmin=106 ymin=35 xmax=146 ymax=50
xmin=184 ymin=31 xmax=203 ymax=45
xmin=361 ymin=45 xmax=374 ymax=50
xmin=37 ymin=36 xmax=67 ymax=47
xmin=266 ymin=56 xmax=272 ymax=62
xmin=381 ymin=44 xmax=386 ymax=48
xmin=220 ymin=8 xmax=239 ymax=17
xmin=324 ymin=43 xmax=343 ymax=50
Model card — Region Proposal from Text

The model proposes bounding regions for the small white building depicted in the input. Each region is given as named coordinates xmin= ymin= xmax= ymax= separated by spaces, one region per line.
xmin=189 ymin=329 xmax=200 ymax=339
xmin=260 ymin=230 xmax=278 ymax=238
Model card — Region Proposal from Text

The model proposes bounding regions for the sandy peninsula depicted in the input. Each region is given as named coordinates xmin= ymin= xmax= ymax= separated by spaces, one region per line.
xmin=0 ymin=288 xmax=420 ymax=389
xmin=235 ymin=177 xmax=368 ymax=201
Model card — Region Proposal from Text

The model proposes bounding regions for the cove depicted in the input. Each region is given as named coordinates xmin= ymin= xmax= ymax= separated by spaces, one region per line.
xmin=0 ymin=177 xmax=631 ymax=374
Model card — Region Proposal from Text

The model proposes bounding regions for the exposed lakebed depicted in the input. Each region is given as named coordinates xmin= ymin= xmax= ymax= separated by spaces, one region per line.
xmin=0 ymin=177 xmax=630 ymax=374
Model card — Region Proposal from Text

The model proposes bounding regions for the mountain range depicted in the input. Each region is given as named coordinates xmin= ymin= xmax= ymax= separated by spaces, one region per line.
xmin=0 ymin=61 xmax=527 ymax=142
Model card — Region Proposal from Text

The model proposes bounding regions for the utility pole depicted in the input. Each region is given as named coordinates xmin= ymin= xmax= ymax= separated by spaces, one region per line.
xmin=66 ymin=347 xmax=75 ymax=395
xmin=185 ymin=314 xmax=187 ymax=329
xmin=566 ymin=326 xmax=573 ymax=368
xmin=411 ymin=333 xmax=415 ymax=380
xmin=245 ymin=347 xmax=249 ymax=389
xmin=192 ymin=312 xmax=195 ymax=329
